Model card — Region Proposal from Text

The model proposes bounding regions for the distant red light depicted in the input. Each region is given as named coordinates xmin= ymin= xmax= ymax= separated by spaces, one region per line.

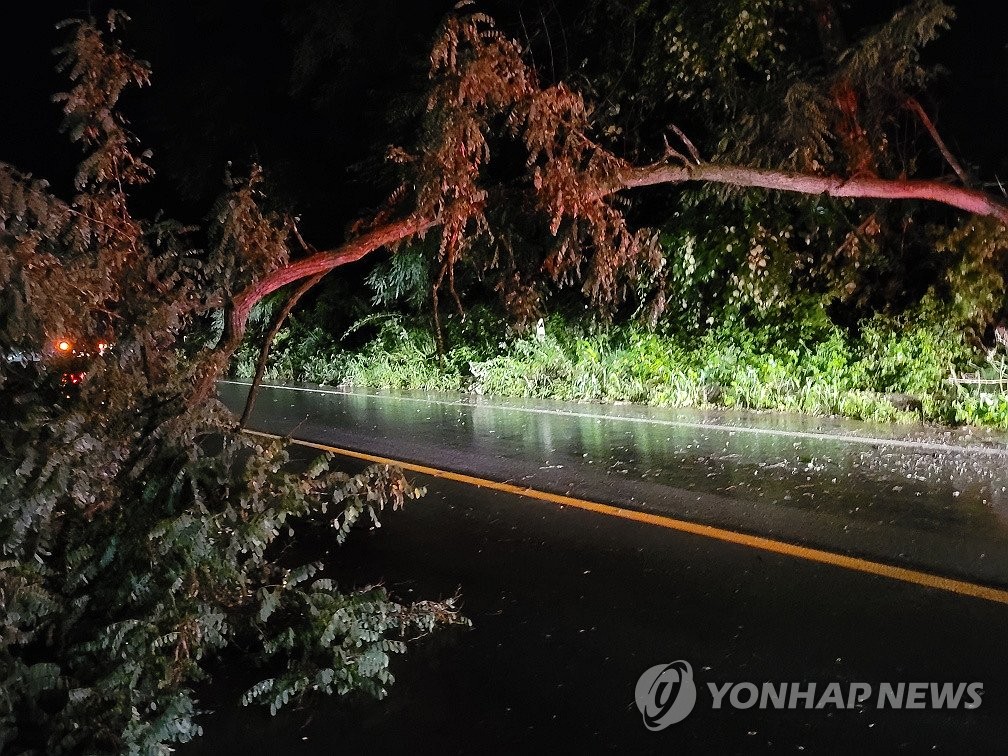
xmin=60 ymin=371 xmax=87 ymax=387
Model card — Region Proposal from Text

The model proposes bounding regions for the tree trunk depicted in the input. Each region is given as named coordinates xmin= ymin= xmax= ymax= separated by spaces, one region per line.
xmin=619 ymin=162 xmax=1008 ymax=225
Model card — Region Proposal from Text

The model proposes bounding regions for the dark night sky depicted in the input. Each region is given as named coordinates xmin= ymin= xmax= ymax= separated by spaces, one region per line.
xmin=0 ymin=1 xmax=1005 ymax=246
xmin=0 ymin=1 xmax=457 ymax=242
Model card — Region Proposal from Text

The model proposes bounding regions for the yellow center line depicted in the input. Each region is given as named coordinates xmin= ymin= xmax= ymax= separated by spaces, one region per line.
xmin=247 ymin=429 xmax=1008 ymax=606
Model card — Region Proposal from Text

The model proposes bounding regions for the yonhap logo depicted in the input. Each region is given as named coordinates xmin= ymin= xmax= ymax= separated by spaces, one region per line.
xmin=634 ymin=659 xmax=984 ymax=731
xmin=635 ymin=661 xmax=698 ymax=730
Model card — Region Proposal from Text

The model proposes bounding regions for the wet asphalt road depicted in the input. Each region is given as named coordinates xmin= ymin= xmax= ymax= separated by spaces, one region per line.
xmin=220 ymin=381 xmax=1008 ymax=586
xmin=187 ymin=382 xmax=1008 ymax=753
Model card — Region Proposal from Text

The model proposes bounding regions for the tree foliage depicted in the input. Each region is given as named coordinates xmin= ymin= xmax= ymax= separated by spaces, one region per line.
xmin=571 ymin=0 xmax=1006 ymax=324
xmin=348 ymin=0 xmax=1006 ymax=337
xmin=0 ymin=14 xmax=462 ymax=752
xmin=223 ymin=0 xmax=1005 ymax=378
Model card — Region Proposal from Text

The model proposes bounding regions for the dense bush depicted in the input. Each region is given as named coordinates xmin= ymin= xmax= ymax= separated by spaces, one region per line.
xmin=0 ymin=16 xmax=461 ymax=753
xmin=238 ymin=301 xmax=1008 ymax=429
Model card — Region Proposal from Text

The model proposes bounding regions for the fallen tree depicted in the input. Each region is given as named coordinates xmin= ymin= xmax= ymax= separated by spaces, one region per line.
xmin=0 ymin=15 xmax=465 ymax=753
xmin=213 ymin=6 xmax=1008 ymax=422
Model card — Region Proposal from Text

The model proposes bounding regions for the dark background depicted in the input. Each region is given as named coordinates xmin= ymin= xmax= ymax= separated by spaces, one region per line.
xmin=0 ymin=1 xmax=1005 ymax=247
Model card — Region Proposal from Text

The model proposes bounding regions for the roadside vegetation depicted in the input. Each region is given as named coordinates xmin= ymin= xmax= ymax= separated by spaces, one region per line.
xmin=235 ymin=299 xmax=1008 ymax=430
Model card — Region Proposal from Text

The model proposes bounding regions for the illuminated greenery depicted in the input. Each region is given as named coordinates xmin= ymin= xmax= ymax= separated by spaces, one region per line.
xmin=235 ymin=299 xmax=1008 ymax=430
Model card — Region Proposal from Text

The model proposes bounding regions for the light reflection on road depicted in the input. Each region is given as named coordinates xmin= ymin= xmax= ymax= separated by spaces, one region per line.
xmin=220 ymin=381 xmax=1008 ymax=585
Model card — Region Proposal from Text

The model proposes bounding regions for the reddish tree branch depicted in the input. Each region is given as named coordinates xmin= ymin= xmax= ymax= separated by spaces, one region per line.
xmin=235 ymin=167 xmax=1007 ymax=344
xmin=619 ymin=161 xmax=1008 ymax=224
xmin=231 ymin=214 xmax=436 ymax=334
xmin=190 ymin=214 xmax=435 ymax=403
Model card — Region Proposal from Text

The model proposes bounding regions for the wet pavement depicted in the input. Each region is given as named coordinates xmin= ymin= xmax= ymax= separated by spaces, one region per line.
xmin=219 ymin=381 xmax=1008 ymax=588
xmin=185 ymin=383 xmax=1008 ymax=752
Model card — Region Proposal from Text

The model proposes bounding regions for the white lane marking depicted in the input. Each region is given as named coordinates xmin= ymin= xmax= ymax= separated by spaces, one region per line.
xmin=220 ymin=380 xmax=1008 ymax=457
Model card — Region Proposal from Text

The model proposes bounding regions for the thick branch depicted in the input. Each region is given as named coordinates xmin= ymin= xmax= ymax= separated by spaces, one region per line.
xmin=619 ymin=161 xmax=1008 ymax=225
xmin=227 ymin=165 xmax=1008 ymax=358
xmin=190 ymin=214 xmax=436 ymax=404
xmin=231 ymin=214 xmax=436 ymax=335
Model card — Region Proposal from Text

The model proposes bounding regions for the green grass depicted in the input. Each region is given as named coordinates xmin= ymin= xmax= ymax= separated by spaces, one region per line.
xmin=233 ymin=304 xmax=1008 ymax=430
